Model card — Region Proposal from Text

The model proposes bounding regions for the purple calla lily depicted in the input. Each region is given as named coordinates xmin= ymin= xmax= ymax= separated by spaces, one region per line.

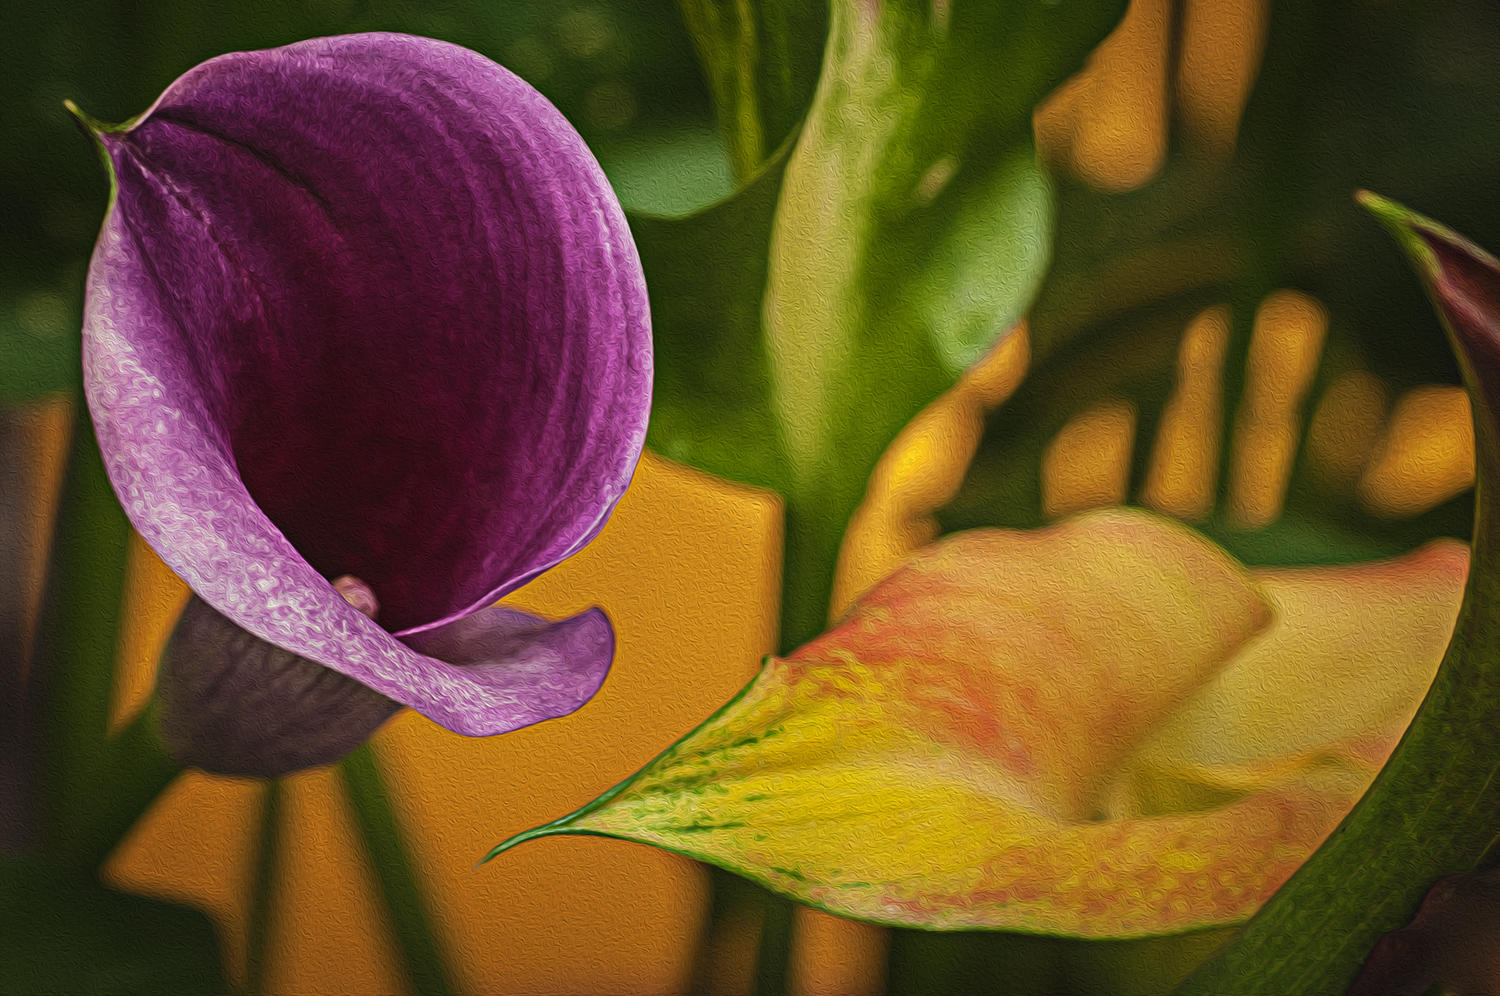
xmin=76 ymin=33 xmax=651 ymax=775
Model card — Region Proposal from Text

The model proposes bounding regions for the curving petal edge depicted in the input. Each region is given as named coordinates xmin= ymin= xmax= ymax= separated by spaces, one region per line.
xmin=486 ymin=510 xmax=1465 ymax=936
xmin=487 ymin=509 xmax=1301 ymax=935
xmin=80 ymin=34 xmax=649 ymax=734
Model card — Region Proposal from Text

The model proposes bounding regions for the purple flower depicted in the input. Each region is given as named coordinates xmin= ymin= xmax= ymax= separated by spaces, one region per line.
xmin=75 ymin=33 xmax=651 ymax=775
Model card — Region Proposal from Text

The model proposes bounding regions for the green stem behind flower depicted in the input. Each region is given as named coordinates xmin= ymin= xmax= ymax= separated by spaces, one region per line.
xmin=34 ymin=402 xmax=182 ymax=872
xmin=341 ymin=744 xmax=456 ymax=996
xmin=247 ymin=779 xmax=280 ymax=996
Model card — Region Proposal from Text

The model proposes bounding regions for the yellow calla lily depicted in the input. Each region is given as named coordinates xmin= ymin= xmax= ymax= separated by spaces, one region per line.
xmin=489 ymin=506 xmax=1467 ymax=938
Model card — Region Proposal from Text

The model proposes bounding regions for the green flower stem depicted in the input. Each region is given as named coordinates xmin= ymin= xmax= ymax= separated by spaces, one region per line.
xmin=691 ymin=478 xmax=866 ymax=996
xmin=778 ymin=481 xmax=865 ymax=649
xmin=63 ymin=701 xmax=180 ymax=871
xmin=37 ymin=403 xmax=121 ymax=817
xmin=247 ymin=779 xmax=281 ymax=996
xmin=34 ymin=402 xmax=183 ymax=872
xmin=340 ymin=744 xmax=455 ymax=996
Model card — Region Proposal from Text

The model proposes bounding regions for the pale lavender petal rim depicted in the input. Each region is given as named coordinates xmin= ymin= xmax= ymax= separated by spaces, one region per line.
xmin=81 ymin=33 xmax=648 ymax=734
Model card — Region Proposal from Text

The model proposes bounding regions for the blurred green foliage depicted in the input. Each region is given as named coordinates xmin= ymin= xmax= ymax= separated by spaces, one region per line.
xmin=940 ymin=0 xmax=1500 ymax=571
xmin=0 ymin=856 xmax=229 ymax=995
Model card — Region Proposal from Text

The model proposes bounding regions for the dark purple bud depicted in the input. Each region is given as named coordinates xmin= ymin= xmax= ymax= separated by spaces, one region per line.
xmin=158 ymin=594 xmax=400 ymax=777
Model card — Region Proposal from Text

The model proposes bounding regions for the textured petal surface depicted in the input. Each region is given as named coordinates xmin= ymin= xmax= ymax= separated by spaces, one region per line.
xmin=1112 ymin=540 xmax=1468 ymax=797
xmin=82 ymin=34 xmax=649 ymax=733
xmin=401 ymin=602 xmax=614 ymax=722
xmin=498 ymin=509 xmax=1385 ymax=935
xmin=157 ymin=595 xmax=400 ymax=777
xmin=490 ymin=510 xmax=1466 ymax=935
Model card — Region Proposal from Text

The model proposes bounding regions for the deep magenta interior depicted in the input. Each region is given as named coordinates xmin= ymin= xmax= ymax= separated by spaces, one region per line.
xmin=101 ymin=43 xmax=646 ymax=634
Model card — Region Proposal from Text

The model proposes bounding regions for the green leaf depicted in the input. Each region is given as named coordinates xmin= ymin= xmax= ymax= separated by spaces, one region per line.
xmin=0 ymin=857 xmax=229 ymax=995
xmin=33 ymin=404 xmax=134 ymax=860
xmin=764 ymin=0 xmax=1125 ymax=500
xmin=1173 ymin=199 xmax=1500 ymax=994
xmin=644 ymin=0 xmax=1127 ymax=496
xmin=634 ymin=151 xmax=792 ymax=492
xmin=675 ymin=0 xmax=826 ymax=178
xmin=643 ymin=0 xmax=1128 ymax=656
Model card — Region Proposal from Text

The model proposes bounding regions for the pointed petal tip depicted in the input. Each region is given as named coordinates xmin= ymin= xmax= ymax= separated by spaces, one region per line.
xmin=1360 ymin=191 xmax=1500 ymax=410
xmin=1357 ymin=190 xmax=1441 ymax=268
xmin=478 ymin=822 xmax=570 ymax=867
xmin=1356 ymin=191 xmax=1451 ymax=294
xmin=1357 ymin=190 xmax=1500 ymax=277
xmin=63 ymin=99 xmax=130 ymax=139
xmin=62 ymin=98 xmax=92 ymax=130
xmin=62 ymin=99 xmax=98 ymax=131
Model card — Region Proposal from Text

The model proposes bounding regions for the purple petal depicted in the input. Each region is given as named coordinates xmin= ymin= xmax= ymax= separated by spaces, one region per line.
xmin=158 ymin=595 xmax=400 ymax=777
xmin=80 ymin=34 xmax=648 ymax=734
xmin=157 ymin=598 xmax=610 ymax=775
xmin=401 ymin=603 xmax=614 ymax=727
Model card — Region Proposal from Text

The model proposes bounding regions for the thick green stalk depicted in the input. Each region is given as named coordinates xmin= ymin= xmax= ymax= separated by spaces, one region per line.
xmin=63 ymin=702 xmax=179 ymax=870
xmin=32 ymin=403 xmax=179 ymax=871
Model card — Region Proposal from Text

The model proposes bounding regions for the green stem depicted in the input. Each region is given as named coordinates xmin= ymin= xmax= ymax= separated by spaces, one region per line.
xmin=778 ymin=484 xmax=861 ymax=650
xmin=34 ymin=403 xmax=179 ymax=871
xmin=339 ymin=745 xmax=455 ymax=996
xmin=64 ymin=701 xmax=180 ymax=871
xmin=247 ymin=779 xmax=281 ymax=996
xmin=753 ymin=894 xmax=796 ymax=996
xmin=690 ymin=480 xmax=864 ymax=996
xmin=689 ymin=867 xmax=772 ymax=996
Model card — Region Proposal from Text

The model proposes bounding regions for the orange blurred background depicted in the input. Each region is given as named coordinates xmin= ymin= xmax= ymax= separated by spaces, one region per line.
xmin=9 ymin=0 xmax=1481 ymax=993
